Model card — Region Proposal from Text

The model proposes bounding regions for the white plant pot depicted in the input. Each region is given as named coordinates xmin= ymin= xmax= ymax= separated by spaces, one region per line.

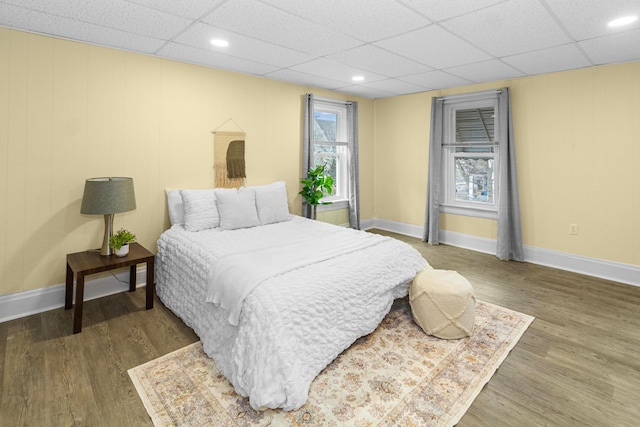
xmin=115 ymin=243 xmax=129 ymax=257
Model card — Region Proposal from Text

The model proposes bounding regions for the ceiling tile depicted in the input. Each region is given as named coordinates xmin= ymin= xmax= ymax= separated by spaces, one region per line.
xmin=174 ymin=23 xmax=313 ymax=68
xmin=290 ymin=58 xmax=387 ymax=85
xmin=264 ymin=68 xmax=347 ymax=90
xmin=202 ymin=0 xmax=362 ymax=56
xmin=0 ymin=4 xmax=166 ymax=53
xmin=445 ymin=59 xmax=525 ymax=83
xmin=579 ymin=29 xmax=640 ymax=65
xmin=442 ymin=0 xmax=571 ymax=57
xmin=334 ymin=84 xmax=395 ymax=99
xmin=259 ymin=0 xmax=431 ymax=42
xmin=544 ymin=0 xmax=640 ymax=40
xmin=157 ymin=42 xmax=278 ymax=76
xmin=2 ymin=0 xmax=191 ymax=39
xmin=400 ymin=70 xmax=473 ymax=90
xmin=400 ymin=0 xmax=508 ymax=21
xmin=502 ymin=43 xmax=593 ymax=75
xmin=374 ymin=25 xmax=493 ymax=69
xmin=126 ymin=0 xmax=225 ymax=19
xmin=325 ymin=45 xmax=432 ymax=78
xmin=359 ymin=78 xmax=430 ymax=96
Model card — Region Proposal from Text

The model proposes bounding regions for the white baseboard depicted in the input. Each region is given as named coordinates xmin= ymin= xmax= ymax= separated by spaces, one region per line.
xmin=0 ymin=266 xmax=149 ymax=324
xmin=365 ymin=218 xmax=424 ymax=238
xmin=3 ymin=219 xmax=639 ymax=324
xmin=363 ymin=218 xmax=640 ymax=288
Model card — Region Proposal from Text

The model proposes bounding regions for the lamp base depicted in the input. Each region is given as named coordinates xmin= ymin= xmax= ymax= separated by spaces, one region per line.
xmin=101 ymin=214 xmax=115 ymax=256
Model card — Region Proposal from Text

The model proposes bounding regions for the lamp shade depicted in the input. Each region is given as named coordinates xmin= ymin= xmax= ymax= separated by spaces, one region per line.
xmin=80 ymin=177 xmax=136 ymax=215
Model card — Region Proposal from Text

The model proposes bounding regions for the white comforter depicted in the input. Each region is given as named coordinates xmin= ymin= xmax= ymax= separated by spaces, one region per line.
xmin=155 ymin=216 xmax=426 ymax=411
xmin=208 ymin=227 xmax=389 ymax=326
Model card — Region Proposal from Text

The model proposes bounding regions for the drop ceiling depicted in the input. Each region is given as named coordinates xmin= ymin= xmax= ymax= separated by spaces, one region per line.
xmin=1 ymin=0 xmax=639 ymax=99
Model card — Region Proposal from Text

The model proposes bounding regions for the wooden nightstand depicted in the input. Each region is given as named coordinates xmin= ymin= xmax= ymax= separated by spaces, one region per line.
xmin=65 ymin=242 xmax=155 ymax=334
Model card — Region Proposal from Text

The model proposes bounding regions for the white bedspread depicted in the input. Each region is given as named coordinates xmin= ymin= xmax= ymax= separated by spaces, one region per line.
xmin=155 ymin=216 xmax=427 ymax=411
xmin=208 ymin=229 xmax=389 ymax=326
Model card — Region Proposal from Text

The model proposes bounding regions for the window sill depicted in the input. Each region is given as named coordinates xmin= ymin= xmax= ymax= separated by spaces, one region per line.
xmin=440 ymin=204 xmax=497 ymax=220
xmin=317 ymin=200 xmax=349 ymax=212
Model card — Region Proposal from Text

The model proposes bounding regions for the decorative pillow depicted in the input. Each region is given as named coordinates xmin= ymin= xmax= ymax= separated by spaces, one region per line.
xmin=165 ymin=189 xmax=184 ymax=226
xmin=180 ymin=189 xmax=220 ymax=232
xmin=216 ymin=188 xmax=261 ymax=230
xmin=253 ymin=181 xmax=290 ymax=225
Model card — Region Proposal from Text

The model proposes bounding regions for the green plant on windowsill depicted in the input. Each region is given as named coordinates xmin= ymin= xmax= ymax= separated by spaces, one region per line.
xmin=299 ymin=164 xmax=334 ymax=220
xmin=109 ymin=228 xmax=136 ymax=250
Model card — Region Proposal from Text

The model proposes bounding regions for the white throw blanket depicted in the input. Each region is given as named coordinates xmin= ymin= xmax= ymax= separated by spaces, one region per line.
xmin=207 ymin=229 xmax=389 ymax=325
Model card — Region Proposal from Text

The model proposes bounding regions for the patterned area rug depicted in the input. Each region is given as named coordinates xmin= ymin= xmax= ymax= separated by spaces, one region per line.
xmin=129 ymin=299 xmax=533 ymax=426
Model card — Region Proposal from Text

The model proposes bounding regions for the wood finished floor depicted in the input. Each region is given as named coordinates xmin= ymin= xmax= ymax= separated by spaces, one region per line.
xmin=1 ymin=231 xmax=639 ymax=426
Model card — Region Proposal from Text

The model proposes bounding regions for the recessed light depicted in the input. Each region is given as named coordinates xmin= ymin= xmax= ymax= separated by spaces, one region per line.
xmin=352 ymin=75 xmax=365 ymax=82
xmin=210 ymin=39 xmax=229 ymax=47
xmin=608 ymin=15 xmax=638 ymax=27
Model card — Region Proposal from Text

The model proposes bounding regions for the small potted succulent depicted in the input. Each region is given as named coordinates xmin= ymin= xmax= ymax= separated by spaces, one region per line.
xmin=109 ymin=228 xmax=136 ymax=257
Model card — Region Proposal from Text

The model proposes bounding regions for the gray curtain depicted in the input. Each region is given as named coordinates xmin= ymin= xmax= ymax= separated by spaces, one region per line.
xmin=347 ymin=101 xmax=360 ymax=230
xmin=302 ymin=93 xmax=314 ymax=219
xmin=496 ymin=88 xmax=524 ymax=261
xmin=423 ymin=88 xmax=524 ymax=261
xmin=423 ymin=97 xmax=443 ymax=244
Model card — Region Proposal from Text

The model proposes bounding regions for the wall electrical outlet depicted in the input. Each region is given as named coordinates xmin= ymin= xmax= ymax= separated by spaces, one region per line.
xmin=569 ymin=223 xmax=579 ymax=235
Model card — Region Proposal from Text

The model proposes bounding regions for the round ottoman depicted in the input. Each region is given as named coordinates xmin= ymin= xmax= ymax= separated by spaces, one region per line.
xmin=409 ymin=269 xmax=476 ymax=339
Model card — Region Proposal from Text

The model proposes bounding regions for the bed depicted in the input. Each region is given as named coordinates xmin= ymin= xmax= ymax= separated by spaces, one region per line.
xmin=155 ymin=182 xmax=427 ymax=411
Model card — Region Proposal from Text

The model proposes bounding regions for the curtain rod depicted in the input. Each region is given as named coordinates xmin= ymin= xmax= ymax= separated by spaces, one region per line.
xmin=311 ymin=94 xmax=354 ymax=106
xmin=436 ymin=88 xmax=503 ymax=102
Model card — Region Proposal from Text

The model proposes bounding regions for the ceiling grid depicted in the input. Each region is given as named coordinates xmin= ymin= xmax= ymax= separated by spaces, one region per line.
xmin=0 ymin=0 xmax=638 ymax=98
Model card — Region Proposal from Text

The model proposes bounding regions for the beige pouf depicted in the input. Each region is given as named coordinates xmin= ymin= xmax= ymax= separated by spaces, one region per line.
xmin=409 ymin=269 xmax=476 ymax=339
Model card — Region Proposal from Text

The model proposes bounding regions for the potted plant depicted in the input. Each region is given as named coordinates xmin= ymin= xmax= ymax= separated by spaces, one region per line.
xmin=109 ymin=228 xmax=136 ymax=257
xmin=299 ymin=164 xmax=334 ymax=220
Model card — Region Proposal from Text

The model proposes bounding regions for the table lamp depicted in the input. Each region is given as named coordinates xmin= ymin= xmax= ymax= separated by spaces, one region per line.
xmin=81 ymin=177 xmax=136 ymax=256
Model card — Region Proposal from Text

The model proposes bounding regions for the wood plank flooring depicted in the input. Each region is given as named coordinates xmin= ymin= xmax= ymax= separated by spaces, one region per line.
xmin=1 ymin=232 xmax=639 ymax=426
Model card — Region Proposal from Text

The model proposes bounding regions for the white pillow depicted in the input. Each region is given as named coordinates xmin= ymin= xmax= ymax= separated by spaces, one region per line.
xmin=216 ymin=188 xmax=261 ymax=230
xmin=180 ymin=189 xmax=220 ymax=231
xmin=165 ymin=189 xmax=184 ymax=226
xmin=253 ymin=181 xmax=290 ymax=225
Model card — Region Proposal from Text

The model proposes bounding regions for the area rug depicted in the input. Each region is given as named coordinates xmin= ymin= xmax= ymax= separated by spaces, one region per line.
xmin=129 ymin=299 xmax=533 ymax=426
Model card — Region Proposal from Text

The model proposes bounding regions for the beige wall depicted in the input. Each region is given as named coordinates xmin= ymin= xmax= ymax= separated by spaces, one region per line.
xmin=2 ymin=27 xmax=638 ymax=299
xmin=317 ymin=208 xmax=350 ymax=225
xmin=374 ymin=63 xmax=640 ymax=267
xmin=0 ymin=28 xmax=375 ymax=296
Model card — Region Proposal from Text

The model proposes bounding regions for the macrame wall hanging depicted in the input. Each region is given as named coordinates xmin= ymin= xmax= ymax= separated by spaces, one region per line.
xmin=212 ymin=118 xmax=246 ymax=189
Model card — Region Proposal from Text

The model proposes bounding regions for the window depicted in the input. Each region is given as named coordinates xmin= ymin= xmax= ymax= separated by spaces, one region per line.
xmin=441 ymin=97 xmax=499 ymax=219
xmin=312 ymin=101 xmax=349 ymax=204
xmin=303 ymin=94 xmax=360 ymax=227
